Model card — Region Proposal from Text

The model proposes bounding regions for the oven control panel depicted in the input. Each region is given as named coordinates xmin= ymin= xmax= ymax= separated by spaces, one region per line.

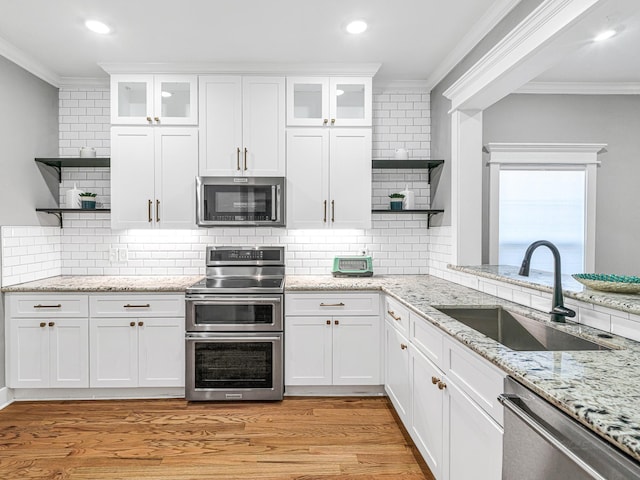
xmin=207 ymin=246 xmax=285 ymax=265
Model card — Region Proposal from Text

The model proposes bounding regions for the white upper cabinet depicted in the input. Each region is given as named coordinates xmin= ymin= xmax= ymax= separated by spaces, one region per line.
xmin=286 ymin=76 xmax=372 ymax=127
xmin=111 ymin=74 xmax=198 ymax=125
xmin=199 ymin=75 xmax=285 ymax=176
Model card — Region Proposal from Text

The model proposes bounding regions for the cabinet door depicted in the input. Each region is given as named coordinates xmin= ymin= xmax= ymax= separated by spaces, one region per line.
xmin=111 ymin=74 xmax=154 ymax=125
xmin=138 ymin=317 xmax=185 ymax=387
xmin=332 ymin=316 xmax=380 ymax=385
xmin=286 ymin=128 xmax=330 ymax=229
xmin=154 ymin=127 xmax=198 ymax=229
xmin=284 ymin=316 xmax=332 ymax=385
xmin=8 ymin=319 xmax=49 ymax=388
xmin=410 ymin=347 xmax=444 ymax=480
xmin=329 ymin=129 xmax=372 ymax=229
xmin=153 ymin=75 xmax=198 ymax=125
xmin=445 ymin=380 xmax=503 ymax=480
xmin=198 ymin=76 xmax=243 ymax=175
xmin=49 ymin=319 xmax=89 ymax=388
xmin=111 ymin=127 xmax=156 ymax=229
xmin=329 ymin=77 xmax=372 ymax=127
xmin=90 ymin=318 xmax=138 ymax=388
xmin=286 ymin=77 xmax=329 ymax=126
xmin=242 ymin=76 xmax=285 ymax=175
xmin=384 ymin=322 xmax=411 ymax=425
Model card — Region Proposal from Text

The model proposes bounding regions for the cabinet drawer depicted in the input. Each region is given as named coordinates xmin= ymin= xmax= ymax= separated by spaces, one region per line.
xmin=8 ymin=294 xmax=88 ymax=318
xmin=90 ymin=294 xmax=184 ymax=317
xmin=285 ymin=293 xmax=379 ymax=316
xmin=384 ymin=296 xmax=410 ymax=335
xmin=410 ymin=313 xmax=444 ymax=369
xmin=444 ymin=336 xmax=506 ymax=426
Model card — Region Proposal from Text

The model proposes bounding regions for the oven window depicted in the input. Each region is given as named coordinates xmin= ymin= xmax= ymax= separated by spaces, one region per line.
xmin=194 ymin=304 xmax=274 ymax=325
xmin=195 ymin=342 xmax=273 ymax=389
xmin=204 ymin=185 xmax=274 ymax=221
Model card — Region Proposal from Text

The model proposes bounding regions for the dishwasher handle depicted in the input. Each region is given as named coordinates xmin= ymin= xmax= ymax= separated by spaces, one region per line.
xmin=499 ymin=393 xmax=607 ymax=480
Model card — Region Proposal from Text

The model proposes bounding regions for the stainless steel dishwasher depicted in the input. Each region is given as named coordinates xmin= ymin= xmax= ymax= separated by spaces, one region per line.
xmin=499 ymin=376 xmax=640 ymax=480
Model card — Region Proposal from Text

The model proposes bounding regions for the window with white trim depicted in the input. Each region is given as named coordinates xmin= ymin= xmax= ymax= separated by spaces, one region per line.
xmin=485 ymin=143 xmax=604 ymax=275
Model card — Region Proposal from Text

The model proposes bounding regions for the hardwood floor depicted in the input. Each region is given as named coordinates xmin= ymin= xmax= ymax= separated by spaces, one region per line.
xmin=0 ymin=397 xmax=434 ymax=480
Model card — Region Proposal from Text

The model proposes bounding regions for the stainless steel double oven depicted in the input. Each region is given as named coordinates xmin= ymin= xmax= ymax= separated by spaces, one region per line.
xmin=185 ymin=246 xmax=285 ymax=401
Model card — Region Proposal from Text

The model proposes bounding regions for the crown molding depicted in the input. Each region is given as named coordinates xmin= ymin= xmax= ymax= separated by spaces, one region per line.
xmin=373 ymin=79 xmax=429 ymax=92
xmin=484 ymin=142 xmax=607 ymax=163
xmin=443 ymin=0 xmax=602 ymax=111
xmin=99 ymin=62 xmax=382 ymax=77
xmin=0 ymin=36 xmax=60 ymax=87
xmin=426 ymin=0 xmax=522 ymax=91
xmin=58 ymin=77 xmax=110 ymax=89
xmin=515 ymin=81 xmax=640 ymax=94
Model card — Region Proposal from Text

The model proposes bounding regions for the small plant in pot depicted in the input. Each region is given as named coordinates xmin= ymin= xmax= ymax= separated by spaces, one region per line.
xmin=389 ymin=193 xmax=405 ymax=211
xmin=79 ymin=192 xmax=97 ymax=209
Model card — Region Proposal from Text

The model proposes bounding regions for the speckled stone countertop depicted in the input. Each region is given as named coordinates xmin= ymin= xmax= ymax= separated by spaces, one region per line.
xmin=0 ymin=275 xmax=203 ymax=293
xmin=450 ymin=264 xmax=640 ymax=316
xmin=287 ymin=274 xmax=640 ymax=462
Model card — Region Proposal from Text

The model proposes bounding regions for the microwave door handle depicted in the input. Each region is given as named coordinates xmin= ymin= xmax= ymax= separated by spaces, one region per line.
xmin=272 ymin=185 xmax=277 ymax=221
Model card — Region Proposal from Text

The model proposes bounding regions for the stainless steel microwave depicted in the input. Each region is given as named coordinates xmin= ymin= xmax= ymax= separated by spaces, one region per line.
xmin=196 ymin=177 xmax=285 ymax=227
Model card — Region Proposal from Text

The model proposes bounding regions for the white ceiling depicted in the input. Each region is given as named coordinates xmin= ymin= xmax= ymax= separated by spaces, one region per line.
xmin=0 ymin=0 xmax=517 ymax=87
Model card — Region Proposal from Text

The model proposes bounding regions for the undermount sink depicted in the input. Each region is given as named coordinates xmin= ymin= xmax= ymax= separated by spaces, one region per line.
xmin=434 ymin=306 xmax=611 ymax=352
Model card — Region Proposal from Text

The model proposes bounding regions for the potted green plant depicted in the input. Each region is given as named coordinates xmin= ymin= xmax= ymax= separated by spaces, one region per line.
xmin=79 ymin=192 xmax=97 ymax=209
xmin=389 ymin=193 xmax=405 ymax=211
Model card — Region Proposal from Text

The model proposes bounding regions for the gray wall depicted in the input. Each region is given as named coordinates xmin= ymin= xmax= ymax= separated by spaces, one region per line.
xmin=0 ymin=55 xmax=59 ymax=227
xmin=430 ymin=0 xmax=545 ymax=225
xmin=0 ymin=55 xmax=59 ymax=390
xmin=483 ymin=93 xmax=640 ymax=275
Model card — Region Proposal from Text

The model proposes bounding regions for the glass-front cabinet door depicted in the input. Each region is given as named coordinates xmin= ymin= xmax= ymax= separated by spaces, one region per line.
xmin=286 ymin=77 xmax=329 ymax=126
xmin=111 ymin=74 xmax=197 ymax=125
xmin=329 ymin=77 xmax=372 ymax=127
xmin=286 ymin=76 xmax=371 ymax=126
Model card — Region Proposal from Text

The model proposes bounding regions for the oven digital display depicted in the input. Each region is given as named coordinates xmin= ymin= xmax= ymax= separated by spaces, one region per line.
xmin=209 ymin=249 xmax=281 ymax=262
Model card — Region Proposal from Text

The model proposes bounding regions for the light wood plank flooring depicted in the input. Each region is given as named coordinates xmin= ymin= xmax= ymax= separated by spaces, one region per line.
xmin=0 ymin=397 xmax=434 ymax=480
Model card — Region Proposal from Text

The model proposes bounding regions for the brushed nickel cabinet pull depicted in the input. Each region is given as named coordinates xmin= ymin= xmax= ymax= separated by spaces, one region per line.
xmin=323 ymin=200 xmax=327 ymax=223
xmin=331 ymin=200 xmax=335 ymax=222
xmin=48 ymin=322 xmax=55 ymax=327
xmin=138 ymin=321 xmax=144 ymax=327
xmin=148 ymin=199 xmax=152 ymax=222
xmin=320 ymin=302 xmax=345 ymax=307
xmin=34 ymin=304 xmax=61 ymax=309
xmin=39 ymin=322 xmax=46 ymax=328
xmin=237 ymin=147 xmax=241 ymax=171
xmin=124 ymin=304 xmax=151 ymax=308
xmin=130 ymin=321 xmax=136 ymax=327
xmin=244 ymin=147 xmax=248 ymax=171
xmin=156 ymin=199 xmax=160 ymax=222
xmin=387 ymin=310 xmax=401 ymax=322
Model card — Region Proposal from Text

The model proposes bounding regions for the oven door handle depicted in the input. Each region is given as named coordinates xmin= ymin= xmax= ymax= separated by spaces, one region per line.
xmin=187 ymin=297 xmax=281 ymax=304
xmin=186 ymin=333 xmax=282 ymax=341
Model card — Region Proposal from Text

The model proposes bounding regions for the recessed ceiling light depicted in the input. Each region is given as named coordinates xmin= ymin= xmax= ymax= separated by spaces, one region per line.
xmin=346 ymin=20 xmax=367 ymax=35
xmin=85 ymin=20 xmax=111 ymax=35
xmin=594 ymin=29 xmax=616 ymax=42
xmin=161 ymin=91 xmax=172 ymax=98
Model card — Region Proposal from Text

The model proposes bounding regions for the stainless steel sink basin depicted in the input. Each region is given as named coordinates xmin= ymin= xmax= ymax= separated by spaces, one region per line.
xmin=434 ymin=306 xmax=610 ymax=351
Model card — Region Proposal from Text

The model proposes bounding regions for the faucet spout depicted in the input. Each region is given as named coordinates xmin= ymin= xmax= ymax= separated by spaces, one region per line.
xmin=518 ymin=240 xmax=576 ymax=323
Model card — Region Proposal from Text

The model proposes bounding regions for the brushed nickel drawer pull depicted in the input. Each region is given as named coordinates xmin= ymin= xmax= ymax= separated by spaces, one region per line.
xmin=387 ymin=310 xmax=401 ymax=321
xmin=320 ymin=302 xmax=345 ymax=307
xmin=124 ymin=304 xmax=151 ymax=308
xmin=34 ymin=304 xmax=62 ymax=309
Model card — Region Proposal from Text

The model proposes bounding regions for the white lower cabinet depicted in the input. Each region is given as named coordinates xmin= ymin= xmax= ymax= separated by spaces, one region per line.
xmin=383 ymin=297 xmax=506 ymax=480
xmin=6 ymin=294 xmax=89 ymax=388
xmin=285 ymin=293 xmax=380 ymax=386
xmin=384 ymin=320 xmax=411 ymax=424
xmin=89 ymin=294 xmax=185 ymax=388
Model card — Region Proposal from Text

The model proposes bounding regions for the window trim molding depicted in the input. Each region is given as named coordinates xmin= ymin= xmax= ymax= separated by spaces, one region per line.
xmin=485 ymin=142 xmax=606 ymax=272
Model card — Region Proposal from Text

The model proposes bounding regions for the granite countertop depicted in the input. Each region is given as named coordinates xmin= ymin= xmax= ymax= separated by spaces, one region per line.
xmin=450 ymin=264 xmax=640 ymax=316
xmin=4 ymin=273 xmax=640 ymax=460
xmin=287 ymin=274 xmax=640 ymax=462
xmin=0 ymin=275 xmax=204 ymax=293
